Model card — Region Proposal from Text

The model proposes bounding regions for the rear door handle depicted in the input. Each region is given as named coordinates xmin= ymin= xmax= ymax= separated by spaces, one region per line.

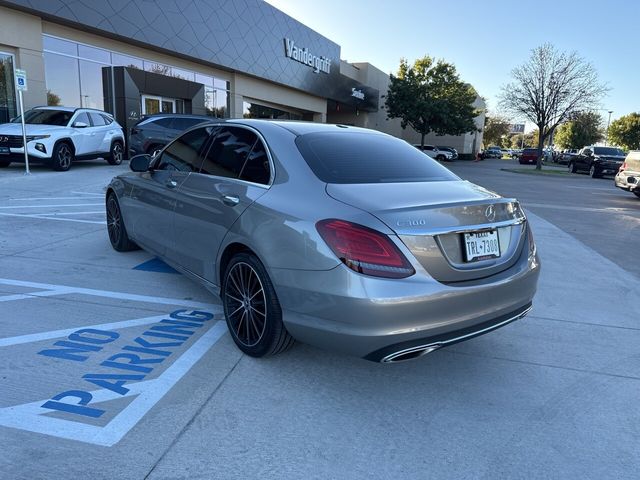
xmin=222 ymin=195 xmax=240 ymax=206
xmin=166 ymin=180 xmax=178 ymax=189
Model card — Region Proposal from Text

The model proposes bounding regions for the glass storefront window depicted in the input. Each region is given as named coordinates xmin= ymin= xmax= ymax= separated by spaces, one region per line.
xmin=111 ymin=53 xmax=143 ymax=69
xmin=78 ymin=44 xmax=110 ymax=63
xmin=214 ymin=89 xmax=229 ymax=118
xmin=243 ymin=101 xmax=301 ymax=120
xmin=43 ymin=36 xmax=77 ymax=56
xmin=79 ymin=60 xmax=105 ymax=110
xmin=195 ymin=73 xmax=213 ymax=87
xmin=0 ymin=53 xmax=17 ymax=123
xmin=144 ymin=61 xmax=172 ymax=76
xmin=172 ymin=67 xmax=194 ymax=81
xmin=44 ymin=52 xmax=80 ymax=107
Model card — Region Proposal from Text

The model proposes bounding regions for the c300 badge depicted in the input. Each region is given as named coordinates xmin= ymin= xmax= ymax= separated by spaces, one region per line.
xmin=396 ymin=218 xmax=427 ymax=228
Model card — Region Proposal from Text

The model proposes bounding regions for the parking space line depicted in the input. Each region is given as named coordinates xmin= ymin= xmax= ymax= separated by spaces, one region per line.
xmin=0 ymin=212 xmax=106 ymax=225
xmin=0 ymin=311 xmax=222 ymax=347
xmin=0 ymin=320 xmax=228 ymax=446
xmin=32 ymin=211 xmax=104 ymax=216
xmin=0 ymin=204 xmax=102 ymax=209
xmin=9 ymin=197 xmax=103 ymax=201
xmin=0 ymin=278 xmax=219 ymax=309
xmin=0 ymin=289 xmax=75 ymax=303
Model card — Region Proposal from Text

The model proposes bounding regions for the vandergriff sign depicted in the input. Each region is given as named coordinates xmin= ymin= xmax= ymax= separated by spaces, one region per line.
xmin=284 ymin=38 xmax=332 ymax=74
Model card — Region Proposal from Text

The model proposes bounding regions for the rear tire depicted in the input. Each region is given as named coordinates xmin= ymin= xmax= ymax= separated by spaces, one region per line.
xmin=222 ymin=252 xmax=294 ymax=357
xmin=569 ymin=162 xmax=577 ymax=173
xmin=106 ymin=193 xmax=139 ymax=251
xmin=0 ymin=160 xmax=10 ymax=168
xmin=107 ymin=141 xmax=124 ymax=165
xmin=52 ymin=142 xmax=74 ymax=171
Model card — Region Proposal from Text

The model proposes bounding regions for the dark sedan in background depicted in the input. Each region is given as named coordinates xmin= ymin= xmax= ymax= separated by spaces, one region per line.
xmin=519 ymin=148 xmax=538 ymax=164
xmin=128 ymin=114 xmax=213 ymax=157
xmin=106 ymin=120 xmax=539 ymax=363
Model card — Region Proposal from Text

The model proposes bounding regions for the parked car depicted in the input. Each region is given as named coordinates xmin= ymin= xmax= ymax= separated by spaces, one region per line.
xmin=568 ymin=146 xmax=626 ymax=178
xmin=614 ymin=150 xmax=640 ymax=198
xmin=0 ymin=106 xmax=124 ymax=171
xmin=556 ymin=149 xmax=578 ymax=165
xmin=128 ymin=114 xmax=213 ymax=157
xmin=483 ymin=146 xmax=503 ymax=159
xmin=436 ymin=145 xmax=458 ymax=160
xmin=106 ymin=120 xmax=540 ymax=362
xmin=511 ymin=149 xmax=522 ymax=159
xmin=413 ymin=144 xmax=453 ymax=161
xmin=519 ymin=148 xmax=539 ymax=164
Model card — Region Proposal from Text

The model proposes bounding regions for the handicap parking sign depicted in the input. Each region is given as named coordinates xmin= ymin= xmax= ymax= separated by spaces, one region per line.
xmin=15 ymin=69 xmax=27 ymax=91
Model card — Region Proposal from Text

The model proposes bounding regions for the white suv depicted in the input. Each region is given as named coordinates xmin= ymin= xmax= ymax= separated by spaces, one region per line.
xmin=0 ymin=106 xmax=125 ymax=171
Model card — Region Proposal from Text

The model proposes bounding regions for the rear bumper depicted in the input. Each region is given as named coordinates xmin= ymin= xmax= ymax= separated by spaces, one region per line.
xmin=271 ymin=245 xmax=540 ymax=361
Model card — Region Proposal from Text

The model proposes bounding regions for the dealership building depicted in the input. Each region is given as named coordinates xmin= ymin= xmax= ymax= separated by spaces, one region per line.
xmin=0 ymin=0 xmax=484 ymax=154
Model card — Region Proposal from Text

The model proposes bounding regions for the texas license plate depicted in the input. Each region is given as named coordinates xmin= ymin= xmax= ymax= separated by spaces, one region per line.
xmin=0 ymin=146 xmax=9 ymax=155
xmin=464 ymin=230 xmax=500 ymax=262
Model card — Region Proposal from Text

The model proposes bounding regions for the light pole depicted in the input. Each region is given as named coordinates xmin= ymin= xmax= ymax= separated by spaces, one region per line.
xmin=605 ymin=110 xmax=613 ymax=145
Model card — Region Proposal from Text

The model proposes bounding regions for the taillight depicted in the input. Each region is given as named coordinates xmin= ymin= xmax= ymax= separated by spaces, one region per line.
xmin=316 ymin=219 xmax=415 ymax=279
xmin=527 ymin=222 xmax=537 ymax=258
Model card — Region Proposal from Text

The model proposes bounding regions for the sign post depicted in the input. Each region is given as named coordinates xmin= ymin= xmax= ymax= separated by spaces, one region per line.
xmin=15 ymin=69 xmax=30 ymax=175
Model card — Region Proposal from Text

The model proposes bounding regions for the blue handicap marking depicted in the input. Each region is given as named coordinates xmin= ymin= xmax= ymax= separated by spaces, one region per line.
xmin=133 ymin=257 xmax=178 ymax=274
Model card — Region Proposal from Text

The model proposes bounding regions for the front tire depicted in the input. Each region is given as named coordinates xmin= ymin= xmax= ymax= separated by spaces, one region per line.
xmin=106 ymin=193 xmax=139 ymax=251
xmin=590 ymin=165 xmax=601 ymax=178
xmin=222 ymin=253 xmax=294 ymax=357
xmin=107 ymin=141 xmax=124 ymax=165
xmin=52 ymin=142 xmax=74 ymax=171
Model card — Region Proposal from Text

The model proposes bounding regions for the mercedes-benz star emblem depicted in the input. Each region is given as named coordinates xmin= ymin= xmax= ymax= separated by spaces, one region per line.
xmin=0 ymin=136 xmax=8 ymax=143
xmin=485 ymin=205 xmax=496 ymax=222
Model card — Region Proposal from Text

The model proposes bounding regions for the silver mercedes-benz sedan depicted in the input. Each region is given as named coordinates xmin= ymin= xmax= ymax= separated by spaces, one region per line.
xmin=106 ymin=120 xmax=540 ymax=362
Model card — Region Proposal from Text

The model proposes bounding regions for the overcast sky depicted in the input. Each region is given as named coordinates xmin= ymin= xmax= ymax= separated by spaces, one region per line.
xmin=265 ymin=0 xmax=639 ymax=125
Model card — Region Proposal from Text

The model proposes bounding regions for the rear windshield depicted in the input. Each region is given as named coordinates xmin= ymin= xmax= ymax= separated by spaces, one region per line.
xmin=295 ymin=132 xmax=459 ymax=184
xmin=522 ymin=149 xmax=538 ymax=154
xmin=593 ymin=147 xmax=625 ymax=156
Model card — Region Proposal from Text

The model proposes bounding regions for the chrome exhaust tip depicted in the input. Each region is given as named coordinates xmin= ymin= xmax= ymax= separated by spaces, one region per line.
xmin=381 ymin=344 xmax=441 ymax=363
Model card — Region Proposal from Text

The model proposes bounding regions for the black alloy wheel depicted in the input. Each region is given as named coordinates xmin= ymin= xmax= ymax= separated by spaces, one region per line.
xmin=568 ymin=162 xmax=577 ymax=173
xmin=52 ymin=142 xmax=73 ymax=171
xmin=590 ymin=165 xmax=601 ymax=178
xmin=108 ymin=141 xmax=124 ymax=165
xmin=106 ymin=193 xmax=138 ymax=251
xmin=222 ymin=253 xmax=294 ymax=357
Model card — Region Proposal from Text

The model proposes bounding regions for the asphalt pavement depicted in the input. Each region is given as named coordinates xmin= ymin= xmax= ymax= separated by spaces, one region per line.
xmin=0 ymin=160 xmax=638 ymax=480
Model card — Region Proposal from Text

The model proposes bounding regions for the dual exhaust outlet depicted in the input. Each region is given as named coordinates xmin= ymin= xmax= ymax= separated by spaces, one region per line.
xmin=381 ymin=344 xmax=442 ymax=363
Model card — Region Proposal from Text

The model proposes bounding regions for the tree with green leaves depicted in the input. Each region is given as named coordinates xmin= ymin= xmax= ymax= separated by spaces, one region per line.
xmin=608 ymin=113 xmax=640 ymax=151
xmin=385 ymin=56 xmax=479 ymax=147
xmin=554 ymin=111 xmax=603 ymax=149
xmin=499 ymin=43 xmax=607 ymax=169
xmin=46 ymin=90 xmax=61 ymax=106
xmin=482 ymin=116 xmax=511 ymax=148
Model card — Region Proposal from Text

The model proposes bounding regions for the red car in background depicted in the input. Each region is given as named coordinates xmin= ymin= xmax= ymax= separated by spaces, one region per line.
xmin=519 ymin=148 xmax=538 ymax=164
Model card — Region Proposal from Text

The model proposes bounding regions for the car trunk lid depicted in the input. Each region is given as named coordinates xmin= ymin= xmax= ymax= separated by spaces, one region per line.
xmin=326 ymin=181 xmax=528 ymax=283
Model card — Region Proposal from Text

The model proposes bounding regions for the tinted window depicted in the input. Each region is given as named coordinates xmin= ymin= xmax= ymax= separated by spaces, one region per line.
xmin=101 ymin=114 xmax=114 ymax=125
xmin=73 ymin=112 xmax=91 ymax=126
xmin=240 ymin=140 xmax=271 ymax=184
xmin=18 ymin=109 xmax=73 ymax=126
xmin=593 ymin=147 xmax=625 ymax=156
xmin=200 ymin=127 xmax=257 ymax=179
xmin=296 ymin=132 xmax=459 ymax=184
xmin=172 ymin=117 xmax=207 ymax=131
xmin=156 ymin=127 xmax=211 ymax=172
xmin=89 ymin=112 xmax=106 ymax=126
xmin=153 ymin=117 xmax=174 ymax=129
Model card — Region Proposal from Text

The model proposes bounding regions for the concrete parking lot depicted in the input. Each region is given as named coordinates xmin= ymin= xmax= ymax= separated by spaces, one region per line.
xmin=0 ymin=160 xmax=638 ymax=479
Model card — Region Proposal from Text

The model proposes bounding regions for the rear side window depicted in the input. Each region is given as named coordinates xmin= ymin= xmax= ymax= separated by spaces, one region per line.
xmin=200 ymin=127 xmax=257 ymax=179
xmin=239 ymin=140 xmax=271 ymax=185
xmin=101 ymin=114 xmax=114 ymax=125
xmin=155 ymin=127 xmax=211 ymax=172
xmin=296 ymin=132 xmax=458 ymax=184
xmin=172 ymin=117 xmax=207 ymax=131
xmin=153 ymin=117 xmax=174 ymax=129
xmin=89 ymin=112 xmax=106 ymax=126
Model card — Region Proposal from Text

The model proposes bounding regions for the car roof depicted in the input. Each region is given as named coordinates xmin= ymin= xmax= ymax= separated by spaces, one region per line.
xmin=228 ymin=119 xmax=384 ymax=136
xmin=32 ymin=106 xmax=76 ymax=112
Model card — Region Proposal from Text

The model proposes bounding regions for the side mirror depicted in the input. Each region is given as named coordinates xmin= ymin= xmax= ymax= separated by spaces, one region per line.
xmin=130 ymin=154 xmax=152 ymax=172
xmin=73 ymin=121 xmax=89 ymax=128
